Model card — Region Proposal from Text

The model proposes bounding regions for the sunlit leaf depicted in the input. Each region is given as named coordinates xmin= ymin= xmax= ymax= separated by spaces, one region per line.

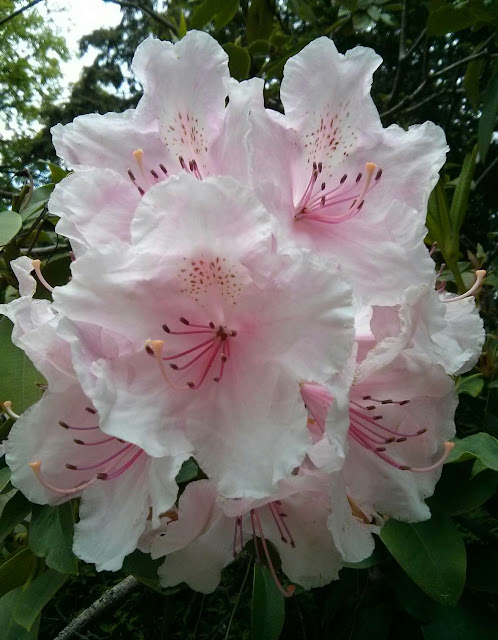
xmin=0 ymin=211 xmax=22 ymax=247
xmin=448 ymin=432 xmax=498 ymax=471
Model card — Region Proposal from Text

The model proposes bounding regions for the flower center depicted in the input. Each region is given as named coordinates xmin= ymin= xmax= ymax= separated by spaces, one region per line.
xmin=127 ymin=147 xmax=203 ymax=196
xmin=30 ymin=406 xmax=144 ymax=495
xmin=232 ymin=502 xmax=295 ymax=598
xmin=348 ymin=395 xmax=453 ymax=472
xmin=146 ymin=317 xmax=236 ymax=390
xmin=294 ymin=161 xmax=381 ymax=224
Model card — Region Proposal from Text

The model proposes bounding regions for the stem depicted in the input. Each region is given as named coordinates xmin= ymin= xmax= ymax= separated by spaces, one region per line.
xmin=0 ymin=0 xmax=43 ymax=27
xmin=53 ymin=576 xmax=140 ymax=640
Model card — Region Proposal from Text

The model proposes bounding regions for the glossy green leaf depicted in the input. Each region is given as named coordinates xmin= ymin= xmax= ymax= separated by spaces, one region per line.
xmin=224 ymin=43 xmax=251 ymax=81
xmin=191 ymin=0 xmax=239 ymax=30
xmin=175 ymin=457 xmax=199 ymax=484
xmin=380 ymin=511 xmax=466 ymax=606
xmin=178 ymin=11 xmax=187 ymax=37
xmin=449 ymin=145 xmax=477 ymax=235
xmin=0 ymin=491 xmax=31 ymax=543
xmin=455 ymin=373 xmax=484 ymax=397
xmin=429 ymin=463 xmax=498 ymax=515
xmin=0 ymin=211 xmax=22 ymax=247
xmin=0 ymin=466 xmax=11 ymax=493
xmin=13 ymin=569 xmax=68 ymax=631
xmin=478 ymin=61 xmax=498 ymax=162
xmin=29 ymin=503 xmax=78 ymax=575
xmin=251 ymin=564 xmax=285 ymax=640
xmin=428 ymin=5 xmax=474 ymax=36
xmin=0 ymin=317 xmax=44 ymax=413
xmin=422 ymin=603 xmax=497 ymax=640
xmin=247 ymin=0 xmax=274 ymax=44
xmin=464 ymin=57 xmax=483 ymax=110
xmin=48 ymin=163 xmax=69 ymax=184
xmin=0 ymin=548 xmax=38 ymax=599
xmin=0 ymin=590 xmax=40 ymax=640
xmin=288 ymin=0 xmax=316 ymax=23
xmin=448 ymin=432 xmax=498 ymax=470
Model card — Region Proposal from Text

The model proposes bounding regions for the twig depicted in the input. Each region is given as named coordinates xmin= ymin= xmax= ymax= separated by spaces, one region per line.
xmin=381 ymin=79 xmax=427 ymax=118
xmin=103 ymin=0 xmax=178 ymax=36
xmin=0 ymin=0 xmax=43 ymax=27
xmin=430 ymin=49 xmax=490 ymax=78
xmin=405 ymin=27 xmax=427 ymax=59
xmin=401 ymin=89 xmax=446 ymax=115
xmin=386 ymin=0 xmax=407 ymax=107
xmin=224 ymin=558 xmax=252 ymax=640
xmin=54 ymin=576 xmax=140 ymax=640
xmin=475 ymin=154 xmax=498 ymax=188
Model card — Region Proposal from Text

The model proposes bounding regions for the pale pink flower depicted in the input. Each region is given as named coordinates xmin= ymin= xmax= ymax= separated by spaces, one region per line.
xmin=51 ymin=31 xmax=261 ymax=194
xmin=52 ymin=174 xmax=354 ymax=498
xmin=303 ymin=306 xmax=458 ymax=563
xmin=248 ymin=37 xmax=447 ymax=304
xmin=141 ymin=472 xmax=342 ymax=594
xmin=1 ymin=260 xmax=191 ymax=571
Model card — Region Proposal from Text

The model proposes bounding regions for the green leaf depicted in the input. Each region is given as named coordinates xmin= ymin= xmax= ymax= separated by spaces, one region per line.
xmin=478 ymin=61 xmax=498 ymax=162
xmin=0 ymin=590 xmax=40 ymax=640
xmin=178 ymin=11 xmax=187 ymax=38
xmin=247 ymin=0 xmax=275 ymax=44
xmin=175 ymin=458 xmax=199 ymax=484
xmin=449 ymin=145 xmax=477 ymax=235
xmin=13 ymin=569 xmax=68 ymax=631
xmin=0 ymin=548 xmax=38 ymax=599
xmin=464 ymin=58 xmax=483 ymax=110
xmin=0 ymin=317 xmax=44 ymax=413
xmin=344 ymin=547 xmax=381 ymax=569
xmin=0 ymin=491 xmax=31 ymax=543
xmin=422 ymin=603 xmax=497 ymax=640
xmin=47 ymin=163 xmax=69 ymax=184
xmin=448 ymin=432 xmax=498 ymax=470
xmin=251 ymin=564 xmax=285 ymax=640
xmin=191 ymin=0 xmax=239 ymax=30
xmin=428 ymin=5 xmax=474 ymax=36
xmin=0 ymin=211 xmax=22 ymax=247
xmin=19 ymin=184 xmax=54 ymax=222
xmin=455 ymin=373 xmax=484 ymax=397
xmin=288 ymin=0 xmax=316 ymax=23
xmin=29 ymin=503 xmax=78 ymax=575
xmin=223 ymin=43 xmax=251 ymax=81
xmin=0 ymin=466 xmax=11 ymax=493
xmin=429 ymin=463 xmax=498 ymax=515
xmin=380 ymin=512 xmax=466 ymax=606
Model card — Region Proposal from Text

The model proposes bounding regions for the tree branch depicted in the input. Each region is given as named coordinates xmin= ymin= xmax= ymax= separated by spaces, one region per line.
xmin=430 ymin=49 xmax=490 ymax=78
xmin=54 ymin=576 xmax=140 ymax=640
xmin=103 ymin=0 xmax=178 ymax=36
xmin=385 ymin=0 xmax=407 ymax=107
xmin=0 ymin=0 xmax=44 ymax=28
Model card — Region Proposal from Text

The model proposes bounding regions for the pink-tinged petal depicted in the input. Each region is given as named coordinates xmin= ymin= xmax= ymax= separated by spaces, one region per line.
xmin=281 ymin=38 xmax=382 ymax=170
xmin=5 ymin=386 xmax=110 ymax=505
xmin=327 ymin=473 xmax=376 ymax=564
xmin=132 ymin=31 xmax=229 ymax=176
xmin=50 ymin=169 xmax=141 ymax=257
xmin=429 ymin=294 xmax=485 ymax=376
xmin=150 ymin=480 xmax=218 ymax=558
xmin=346 ymin=351 xmax=457 ymax=522
xmin=73 ymin=453 xmax=149 ymax=571
xmin=157 ymin=511 xmax=234 ymax=593
xmin=148 ymin=454 xmax=189 ymax=528
xmin=51 ymin=109 xmax=166 ymax=181
xmin=11 ymin=256 xmax=37 ymax=297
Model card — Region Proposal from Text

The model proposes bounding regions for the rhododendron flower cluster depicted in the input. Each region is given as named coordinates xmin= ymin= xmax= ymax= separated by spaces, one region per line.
xmin=1 ymin=31 xmax=485 ymax=595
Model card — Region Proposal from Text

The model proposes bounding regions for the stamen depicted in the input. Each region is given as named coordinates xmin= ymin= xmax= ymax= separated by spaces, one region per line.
xmin=170 ymin=340 xmax=218 ymax=371
xmin=73 ymin=436 xmax=116 ymax=446
xmin=146 ymin=340 xmax=188 ymax=391
xmin=65 ymin=444 xmax=132 ymax=471
xmin=186 ymin=341 xmax=222 ymax=389
xmin=58 ymin=420 xmax=100 ymax=431
xmin=1 ymin=400 xmax=19 ymax=420
xmin=161 ymin=337 xmax=216 ymax=361
xmin=31 ymin=259 xmax=54 ymax=293
xmin=441 ymin=270 xmax=486 ymax=303
xmin=252 ymin=509 xmax=295 ymax=598
xmin=97 ymin=448 xmax=144 ymax=480
xmin=271 ymin=502 xmax=295 ymax=548
xmin=429 ymin=241 xmax=437 ymax=257
xmin=409 ymin=442 xmax=455 ymax=473
xmin=268 ymin=503 xmax=288 ymax=543
xmin=29 ymin=460 xmax=98 ymax=495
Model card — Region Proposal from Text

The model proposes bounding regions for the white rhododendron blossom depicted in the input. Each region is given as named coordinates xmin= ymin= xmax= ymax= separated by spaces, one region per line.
xmin=1 ymin=259 xmax=191 ymax=571
xmin=0 ymin=31 xmax=485 ymax=596
xmin=248 ymin=37 xmax=447 ymax=305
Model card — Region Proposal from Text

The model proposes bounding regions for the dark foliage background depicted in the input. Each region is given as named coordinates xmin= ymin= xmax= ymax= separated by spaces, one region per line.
xmin=0 ymin=1 xmax=497 ymax=638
